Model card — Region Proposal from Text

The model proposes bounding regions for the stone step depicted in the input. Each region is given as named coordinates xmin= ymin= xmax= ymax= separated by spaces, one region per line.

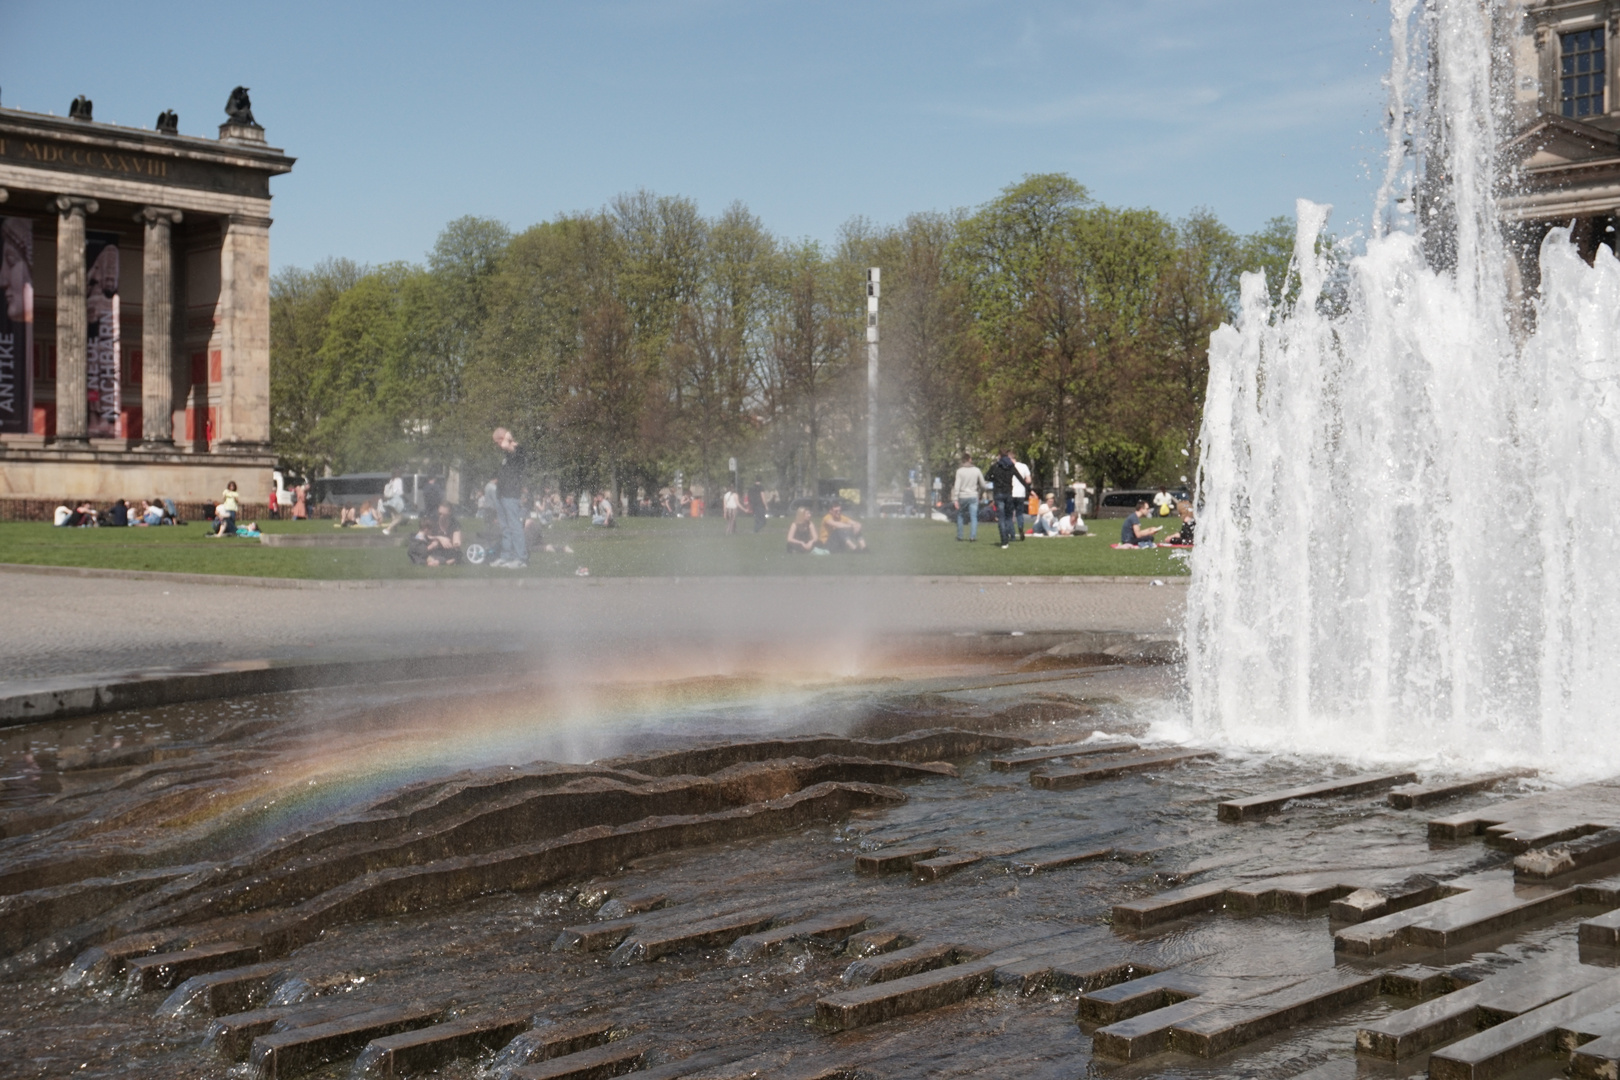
xmin=610 ymin=910 xmax=778 ymax=965
xmin=1486 ymin=819 xmax=1607 ymax=853
xmin=843 ymin=929 xmax=911 ymax=958
xmin=1427 ymin=974 xmax=1620 ymax=1080
xmin=1030 ymin=750 xmax=1217 ymax=790
xmin=353 ymin=1012 xmax=530 ymax=1078
xmin=1517 ymin=828 xmax=1620 ymax=881
xmin=1090 ymin=997 xmax=1224 ymax=1061
xmin=1557 ymin=1001 xmax=1620 ymax=1048
xmin=508 ymin=1036 xmax=649 ymax=1079
xmin=988 ymin=741 xmax=1136 ymax=770
xmin=1582 ymin=909 xmax=1620 ymax=947
xmin=1112 ymin=879 xmax=1238 ymax=930
xmin=157 ymin=961 xmax=287 ymax=1018
xmin=854 ymin=845 xmax=939 ymax=873
xmin=1387 ymin=770 xmax=1535 ymax=810
xmin=1170 ymin=970 xmax=1383 ymax=1058
xmin=727 ymin=912 xmax=870 ymax=961
xmin=1356 ymin=958 xmax=1614 ymax=1058
xmin=553 ymin=916 xmax=642 ymax=953
xmin=490 ymin=1018 xmax=617 ymax=1073
xmin=1572 ymin=1033 xmax=1620 ymax=1080
xmin=594 ymin=891 xmax=668 ymax=921
xmin=1009 ymin=847 xmax=1112 ymax=874
xmin=815 ymin=959 xmax=996 ymax=1031
xmin=1327 ymin=876 xmax=1447 ymax=923
xmin=124 ymin=939 xmax=261 ymax=993
xmin=205 ymin=1000 xmax=385 ymax=1062
xmin=248 ymin=1002 xmax=443 ymax=1079
xmin=1217 ymin=772 xmax=1417 ymax=823
xmin=1078 ymin=971 xmax=1277 ymax=1024
xmin=1223 ymin=875 xmax=1356 ymax=916
xmin=1334 ymin=880 xmax=1578 ymax=956
xmin=841 ymin=941 xmax=968 ymax=987
xmin=628 ymin=1050 xmax=746 ymax=1080
xmin=608 ymin=730 xmax=1030 ymax=778
xmin=913 ymin=854 xmax=981 ymax=881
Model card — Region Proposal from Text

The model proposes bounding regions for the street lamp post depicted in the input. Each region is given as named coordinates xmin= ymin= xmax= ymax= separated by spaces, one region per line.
xmin=866 ymin=268 xmax=879 ymax=517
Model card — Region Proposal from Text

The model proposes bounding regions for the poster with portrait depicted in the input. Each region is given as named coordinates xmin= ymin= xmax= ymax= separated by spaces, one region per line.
xmin=85 ymin=231 xmax=121 ymax=437
xmin=0 ymin=218 xmax=33 ymax=435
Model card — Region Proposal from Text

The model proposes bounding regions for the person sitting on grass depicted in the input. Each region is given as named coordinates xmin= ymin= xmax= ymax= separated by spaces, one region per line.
xmin=786 ymin=506 xmax=820 ymax=554
xmin=1029 ymin=494 xmax=1059 ymax=536
xmin=591 ymin=492 xmax=615 ymax=527
xmin=1121 ymin=500 xmax=1161 ymax=548
xmin=820 ymin=502 xmax=867 ymax=553
xmin=356 ymin=501 xmax=380 ymax=528
xmin=409 ymin=506 xmax=462 ymax=566
xmin=1170 ymin=501 xmax=1196 ymax=546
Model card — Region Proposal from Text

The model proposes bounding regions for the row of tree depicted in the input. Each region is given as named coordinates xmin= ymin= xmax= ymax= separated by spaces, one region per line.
xmin=270 ymin=174 xmax=1301 ymax=506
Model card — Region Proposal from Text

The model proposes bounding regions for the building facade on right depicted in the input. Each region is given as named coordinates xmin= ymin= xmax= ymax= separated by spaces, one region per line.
xmin=1503 ymin=2 xmax=1620 ymax=271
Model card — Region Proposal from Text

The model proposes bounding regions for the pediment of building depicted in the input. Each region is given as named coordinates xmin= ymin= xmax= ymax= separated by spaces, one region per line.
xmin=1507 ymin=114 xmax=1620 ymax=168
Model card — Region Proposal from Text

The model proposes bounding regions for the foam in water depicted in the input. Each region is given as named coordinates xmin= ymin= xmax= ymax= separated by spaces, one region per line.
xmin=1186 ymin=0 xmax=1620 ymax=779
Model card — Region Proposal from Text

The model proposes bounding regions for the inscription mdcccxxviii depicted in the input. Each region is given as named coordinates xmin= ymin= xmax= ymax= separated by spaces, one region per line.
xmin=0 ymin=137 xmax=168 ymax=178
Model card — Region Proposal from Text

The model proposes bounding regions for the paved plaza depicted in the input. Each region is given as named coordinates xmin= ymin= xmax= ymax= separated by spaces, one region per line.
xmin=0 ymin=569 xmax=1186 ymax=684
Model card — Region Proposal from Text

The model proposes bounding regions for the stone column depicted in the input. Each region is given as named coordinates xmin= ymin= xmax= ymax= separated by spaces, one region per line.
xmin=216 ymin=212 xmax=272 ymax=451
xmin=53 ymin=196 xmax=99 ymax=444
xmin=136 ymin=207 xmax=183 ymax=446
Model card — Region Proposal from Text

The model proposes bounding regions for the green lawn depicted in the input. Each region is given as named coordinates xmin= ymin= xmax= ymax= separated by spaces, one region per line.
xmin=0 ymin=514 xmax=1191 ymax=580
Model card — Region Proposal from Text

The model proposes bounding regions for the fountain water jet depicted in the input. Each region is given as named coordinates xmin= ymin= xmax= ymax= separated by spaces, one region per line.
xmin=1186 ymin=0 xmax=1620 ymax=778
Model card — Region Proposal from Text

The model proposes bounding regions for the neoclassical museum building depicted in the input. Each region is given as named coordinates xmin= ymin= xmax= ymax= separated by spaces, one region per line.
xmin=1507 ymin=2 xmax=1620 ymax=282
xmin=0 ymin=90 xmax=292 ymax=514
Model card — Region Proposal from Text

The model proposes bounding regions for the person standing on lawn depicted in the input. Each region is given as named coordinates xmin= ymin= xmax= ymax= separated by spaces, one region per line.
xmin=490 ymin=427 xmax=528 ymax=569
xmin=1010 ymin=450 xmax=1032 ymax=541
xmin=985 ymin=450 xmax=1017 ymax=549
xmin=952 ymin=452 xmax=986 ymax=542
xmin=723 ymin=486 xmax=741 ymax=534
xmin=749 ymin=479 xmax=767 ymax=533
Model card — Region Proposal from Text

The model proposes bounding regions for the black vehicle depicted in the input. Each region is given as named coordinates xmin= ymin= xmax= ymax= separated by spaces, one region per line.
xmin=1095 ymin=488 xmax=1190 ymax=519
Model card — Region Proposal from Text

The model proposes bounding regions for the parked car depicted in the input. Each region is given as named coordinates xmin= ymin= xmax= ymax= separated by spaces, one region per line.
xmin=1095 ymin=488 xmax=1190 ymax=518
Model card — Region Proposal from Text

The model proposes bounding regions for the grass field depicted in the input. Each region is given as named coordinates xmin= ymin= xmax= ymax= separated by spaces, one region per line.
xmin=0 ymin=513 xmax=1191 ymax=580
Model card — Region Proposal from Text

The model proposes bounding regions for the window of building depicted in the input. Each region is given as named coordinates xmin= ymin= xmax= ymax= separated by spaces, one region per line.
xmin=1561 ymin=27 xmax=1607 ymax=118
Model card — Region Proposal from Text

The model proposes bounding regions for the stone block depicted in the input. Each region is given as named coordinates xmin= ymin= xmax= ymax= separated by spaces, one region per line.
xmin=1380 ymin=965 xmax=1460 ymax=998
xmin=611 ymin=730 xmax=1030 ymax=778
xmin=844 ymin=929 xmax=911 ymax=958
xmin=490 ymin=1018 xmax=616 ymax=1071
xmin=1335 ymin=879 xmax=1577 ymax=956
xmin=913 ymin=854 xmax=981 ymax=880
xmin=204 ymin=1000 xmax=381 ymax=1061
xmin=1583 ymin=909 xmax=1620 ymax=948
xmin=1427 ymin=975 xmax=1620 ymax=1080
xmin=1517 ymin=828 xmax=1620 ymax=881
xmin=728 ymin=911 xmax=869 ymax=961
xmin=1328 ymin=876 xmax=1446 ymax=924
xmin=1356 ymin=958 xmax=1613 ymax=1058
xmin=157 ymin=961 xmax=286 ymax=1018
xmin=1010 ymin=847 xmax=1112 ymax=874
xmin=594 ymin=891 xmax=668 ymax=921
xmin=1091 ymin=998 xmax=1223 ymax=1060
xmin=854 ymin=844 xmax=939 ymax=873
xmin=988 ymin=741 xmax=1136 ymax=770
xmin=553 ymin=917 xmax=640 ymax=953
xmin=610 ymin=910 xmax=777 ymax=965
xmin=247 ymin=1002 xmax=442 ymax=1078
xmin=508 ymin=1036 xmax=648 ymax=1079
xmin=352 ymin=1012 xmax=530 ymax=1078
xmin=1078 ymin=970 xmax=1224 ymax=1024
xmin=814 ymin=959 xmax=995 ymax=1031
xmin=1217 ymin=772 xmax=1417 ymax=823
xmin=1170 ymin=970 xmax=1382 ymax=1057
xmin=1572 ymin=1033 xmax=1620 ymax=1080
xmin=1223 ymin=877 xmax=1354 ymax=916
xmin=841 ymin=941 xmax=967 ymax=987
xmin=123 ymin=940 xmax=260 ymax=993
xmin=1030 ymin=750 xmax=1218 ymax=790
xmin=1112 ymin=879 xmax=1237 ymax=930
xmin=1387 ymin=770 xmax=1535 ymax=810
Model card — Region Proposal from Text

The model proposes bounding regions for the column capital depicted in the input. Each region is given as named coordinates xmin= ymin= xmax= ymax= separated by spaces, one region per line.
xmin=226 ymin=212 xmax=273 ymax=230
xmin=137 ymin=206 xmax=184 ymax=227
xmin=54 ymin=195 xmax=99 ymax=217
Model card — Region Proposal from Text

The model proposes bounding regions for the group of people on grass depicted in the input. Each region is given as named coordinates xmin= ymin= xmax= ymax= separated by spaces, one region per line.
xmin=784 ymin=501 xmax=867 ymax=555
xmin=54 ymin=497 xmax=175 ymax=528
xmin=952 ymin=450 xmax=1092 ymax=548
xmin=1120 ymin=498 xmax=1195 ymax=549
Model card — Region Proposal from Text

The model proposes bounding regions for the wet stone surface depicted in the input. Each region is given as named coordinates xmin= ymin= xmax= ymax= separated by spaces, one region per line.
xmin=3 ymin=646 xmax=1620 ymax=1078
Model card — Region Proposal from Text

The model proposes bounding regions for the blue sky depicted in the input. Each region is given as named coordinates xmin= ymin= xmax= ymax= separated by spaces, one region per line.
xmin=2 ymin=0 xmax=1392 ymax=272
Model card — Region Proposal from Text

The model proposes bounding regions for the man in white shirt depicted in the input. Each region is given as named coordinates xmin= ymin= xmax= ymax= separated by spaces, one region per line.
xmin=1010 ymin=451 xmax=1032 ymax=541
xmin=951 ymin=452 xmax=986 ymax=541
